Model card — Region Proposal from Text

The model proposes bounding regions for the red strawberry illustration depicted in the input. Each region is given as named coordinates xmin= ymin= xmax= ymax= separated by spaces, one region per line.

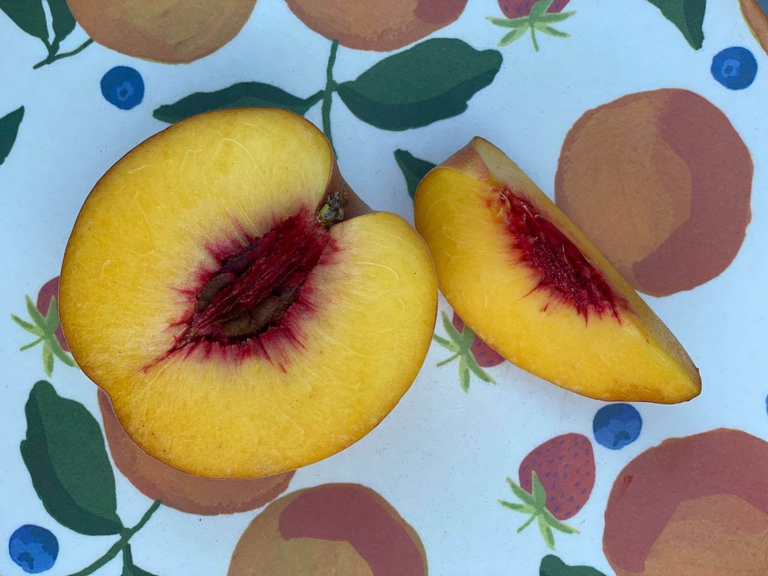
xmin=489 ymin=0 xmax=575 ymax=52
xmin=37 ymin=277 xmax=69 ymax=351
xmin=433 ymin=311 xmax=503 ymax=391
xmin=499 ymin=433 xmax=595 ymax=549
xmin=451 ymin=314 xmax=505 ymax=368
xmin=498 ymin=0 xmax=569 ymax=18
xmin=12 ymin=276 xmax=76 ymax=376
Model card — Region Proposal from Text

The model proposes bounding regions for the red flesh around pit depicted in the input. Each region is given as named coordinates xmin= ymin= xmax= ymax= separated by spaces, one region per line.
xmin=494 ymin=188 xmax=626 ymax=320
xmin=160 ymin=209 xmax=336 ymax=366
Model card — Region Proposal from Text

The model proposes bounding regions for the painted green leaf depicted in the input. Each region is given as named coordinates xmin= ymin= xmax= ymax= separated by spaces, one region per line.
xmin=46 ymin=0 xmax=76 ymax=44
xmin=0 ymin=0 xmax=48 ymax=41
xmin=394 ymin=150 xmax=436 ymax=200
xmin=539 ymin=554 xmax=608 ymax=576
xmin=153 ymin=83 xmax=325 ymax=123
xmin=0 ymin=106 xmax=24 ymax=166
xmin=337 ymin=38 xmax=503 ymax=131
xmin=21 ymin=381 xmax=122 ymax=535
xmin=14 ymin=295 xmax=75 ymax=374
xmin=644 ymin=0 xmax=705 ymax=49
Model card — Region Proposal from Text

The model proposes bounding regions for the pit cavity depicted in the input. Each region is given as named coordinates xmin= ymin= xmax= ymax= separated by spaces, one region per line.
xmin=495 ymin=188 xmax=626 ymax=321
xmin=167 ymin=193 xmax=346 ymax=362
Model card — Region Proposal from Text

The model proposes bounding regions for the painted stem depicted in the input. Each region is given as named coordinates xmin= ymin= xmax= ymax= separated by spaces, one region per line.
xmin=33 ymin=39 xmax=94 ymax=70
xmin=66 ymin=500 xmax=161 ymax=576
xmin=322 ymin=39 xmax=339 ymax=158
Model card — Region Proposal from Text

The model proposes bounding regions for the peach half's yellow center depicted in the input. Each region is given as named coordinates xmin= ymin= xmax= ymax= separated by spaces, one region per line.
xmin=414 ymin=137 xmax=700 ymax=403
xmin=60 ymin=108 xmax=437 ymax=478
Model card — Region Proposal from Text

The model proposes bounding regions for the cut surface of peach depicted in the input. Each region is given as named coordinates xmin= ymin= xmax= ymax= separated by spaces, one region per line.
xmin=414 ymin=137 xmax=700 ymax=403
xmin=60 ymin=108 xmax=437 ymax=478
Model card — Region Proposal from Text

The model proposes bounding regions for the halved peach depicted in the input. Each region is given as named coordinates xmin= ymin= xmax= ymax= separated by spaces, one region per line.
xmin=60 ymin=108 xmax=437 ymax=478
xmin=414 ymin=137 xmax=700 ymax=403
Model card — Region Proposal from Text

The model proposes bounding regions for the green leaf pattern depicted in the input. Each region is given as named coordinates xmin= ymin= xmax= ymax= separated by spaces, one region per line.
xmin=13 ymin=295 xmax=75 ymax=376
xmin=337 ymin=39 xmax=502 ymax=131
xmin=500 ymin=472 xmax=578 ymax=550
xmin=433 ymin=311 xmax=496 ymax=392
xmin=0 ymin=106 xmax=24 ymax=166
xmin=21 ymin=381 xmax=123 ymax=535
xmin=644 ymin=0 xmax=706 ymax=49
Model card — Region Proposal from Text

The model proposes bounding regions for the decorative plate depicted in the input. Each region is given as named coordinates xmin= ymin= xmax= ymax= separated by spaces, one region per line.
xmin=2 ymin=0 xmax=767 ymax=574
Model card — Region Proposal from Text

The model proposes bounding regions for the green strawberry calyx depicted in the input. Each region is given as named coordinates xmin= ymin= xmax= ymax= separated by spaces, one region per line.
xmin=499 ymin=471 xmax=578 ymax=550
xmin=488 ymin=0 xmax=575 ymax=52
xmin=433 ymin=311 xmax=495 ymax=392
xmin=12 ymin=294 xmax=75 ymax=377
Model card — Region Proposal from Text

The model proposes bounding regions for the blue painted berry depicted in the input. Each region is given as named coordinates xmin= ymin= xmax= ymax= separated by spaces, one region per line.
xmin=711 ymin=47 xmax=757 ymax=90
xmin=101 ymin=66 xmax=145 ymax=110
xmin=8 ymin=525 xmax=58 ymax=573
xmin=593 ymin=403 xmax=642 ymax=450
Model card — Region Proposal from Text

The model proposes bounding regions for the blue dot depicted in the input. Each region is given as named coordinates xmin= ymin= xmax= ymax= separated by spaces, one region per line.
xmin=8 ymin=525 xmax=58 ymax=573
xmin=101 ymin=66 xmax=145 ymax=110
xmin=593 ymin=403 xmax=642 ymax=450
xmin=711 ymin=47 xmax=757 ymax=90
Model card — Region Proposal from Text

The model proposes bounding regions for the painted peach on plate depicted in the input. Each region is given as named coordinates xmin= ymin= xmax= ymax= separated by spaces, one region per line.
xmin=66 ymin=0 xmax=258 ymax=63
xmin=556 ymin=89 xmax=752 ymax=297
xmin=98 ymin=391 xmax=293 ymax=515
xmin=604 ymin=429 xmax=768 ymax=576
xmin=228 ymin=483 xmax=427 ymax=575
xmin=740 ymin=0 xmax=768 ymax=55
xmin=284 ymin=0 xmax=467 ymax=51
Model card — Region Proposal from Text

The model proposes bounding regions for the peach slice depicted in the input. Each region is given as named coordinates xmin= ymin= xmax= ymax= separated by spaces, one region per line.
xmin=414 ymin=137 xmax=700 ymax=403
xmin=740 ymin=0 xmax=768 ymax=56
xmin=60 ymin=108 xmax=437 ymax=478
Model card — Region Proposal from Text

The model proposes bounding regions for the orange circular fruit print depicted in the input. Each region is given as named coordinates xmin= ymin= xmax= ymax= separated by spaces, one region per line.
xmin=604 ymin=429 xmax=768 ymax=575
xmin=555 ymin=89 xmax=752 ymax=297
xmin=283 ymin=0 xmax=467 ymax=51
xmin=66 ymin=0 xmax=258 ymax=64
xmin=98 ymin=392 xmax=293 ymax=515
xmin=740 ymin=0 xmax=768 ymax=55
xmin=228 ymin=483 xmax=427 ymax=575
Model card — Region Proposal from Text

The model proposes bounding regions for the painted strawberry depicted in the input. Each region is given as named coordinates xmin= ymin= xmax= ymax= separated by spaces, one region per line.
xmin=451 ymin=314 xmax=505 ymax=368
xmin=433 ymin=311 xmax=502 ymax=391
xmin=12 ymin=276 xmax=75 ymax=376
xmin=489 ymin=0 xmax=575 ymax=52
xmin=499 ymin=433 xmax=595 ymax=549
xmin=37 ymin=277 xmax=69 ymax=351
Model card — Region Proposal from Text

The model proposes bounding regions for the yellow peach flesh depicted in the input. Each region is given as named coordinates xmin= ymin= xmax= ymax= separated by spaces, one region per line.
xmin=61 ymin=109 xmax=437 ymax=478
xmin=414 ymin=137 xmax=700 ymax=403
